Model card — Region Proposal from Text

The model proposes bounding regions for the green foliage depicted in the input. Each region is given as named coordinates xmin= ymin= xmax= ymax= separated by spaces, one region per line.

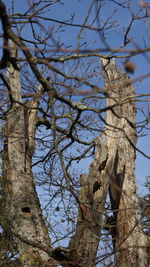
xmin=138 ymin=177 xmax=150 ymax=236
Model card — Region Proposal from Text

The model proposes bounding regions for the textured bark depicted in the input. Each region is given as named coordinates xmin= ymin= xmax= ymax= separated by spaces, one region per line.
xmin=3 ymin=42 xmax=56 ymax=267
xmin=101 ymin=58 xmax=149 ymax=267
xmin=68 ymin=136 xmax=108 ymax=266
xmin=68 ymin=122 xmax=126 ymax=265
xmin=68 ymin=59 xmax=149 ymax=267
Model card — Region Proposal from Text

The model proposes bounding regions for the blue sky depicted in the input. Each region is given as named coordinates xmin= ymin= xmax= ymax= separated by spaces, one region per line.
xmin=3 ymin=0 xmax=150 ymax=194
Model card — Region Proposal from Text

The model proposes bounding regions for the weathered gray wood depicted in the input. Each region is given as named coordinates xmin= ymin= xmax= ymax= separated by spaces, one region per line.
xmin=68 ymin=137 xmax=108 ymax=266
xmin=67 ymin=59 xmax=149 ymax=267
xmin=101 ymin=58 xmax=148 ymax=267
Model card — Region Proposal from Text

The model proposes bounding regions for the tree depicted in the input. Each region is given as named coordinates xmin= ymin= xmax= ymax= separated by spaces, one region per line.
xmin=0 ymin=0 xmax=149 ymax=266
xmin=138 ymin=177 xmax=150 ymax=237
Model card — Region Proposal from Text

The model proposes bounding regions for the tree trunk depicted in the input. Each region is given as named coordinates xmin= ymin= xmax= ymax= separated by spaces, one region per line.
xmin=101 ymin=58 xmax=149 ymax=267
xmin=67 ymin=88 xmax=130 ymax=265
xmin=3 ymin=42 xmax=56 ymax=267
xmin=68 ymin=136 xmax=109 ymax=266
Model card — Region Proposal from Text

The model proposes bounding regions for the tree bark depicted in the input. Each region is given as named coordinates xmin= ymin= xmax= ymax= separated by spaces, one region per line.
xmin=101 ymin=58 xmax=149 ymax=267
xmin=68 ymin=136 xmax=109 ymax=266
xmin=67 ymin=104 xmax=127 ymax=265
xmin=3 ymin=42 xmax=56 ymax=267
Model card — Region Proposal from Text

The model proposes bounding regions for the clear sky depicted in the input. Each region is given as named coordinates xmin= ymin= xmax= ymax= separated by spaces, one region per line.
xmin=3 ymin=0 xmax=150 ymax=194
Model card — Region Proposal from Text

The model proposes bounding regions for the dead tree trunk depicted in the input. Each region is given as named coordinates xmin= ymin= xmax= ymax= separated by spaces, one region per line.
xmin=3 ymin=42 xmax=56 ymax=267
xmin=67 ymin=85 xmax=129 ymax=265
xmin=101 ymin=59 xmax=149 ymax=267
xmin=68 ymin=136 xmax=109 ymax=266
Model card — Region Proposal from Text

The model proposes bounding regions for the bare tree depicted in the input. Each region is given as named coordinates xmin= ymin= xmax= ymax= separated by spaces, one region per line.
xmin=0 ymin=0 xmax=150 ymax=266
xmin=101 ymin=58 xmax=149 ymax=267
